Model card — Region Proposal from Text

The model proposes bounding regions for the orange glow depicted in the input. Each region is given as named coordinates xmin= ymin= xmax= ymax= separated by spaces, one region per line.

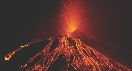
xmin=5 ymin=36 xmax=131 ymax=71
xmin=4 ymin=43 xmax=33 ymax=61
xmin=68 ymin=24 xmax=76 ymax=33
xmin=65 ymin=8 xmax=78 ymax=33
xmin=59 ymin=0 xmax=82 ymax=34
xmin=4 ymin=0 xmax=131 ymax=70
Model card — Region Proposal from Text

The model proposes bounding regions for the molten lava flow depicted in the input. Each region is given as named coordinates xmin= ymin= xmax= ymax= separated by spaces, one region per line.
xmin=5 ymin=36 xmax=131 ymax=71
xmin=5 ymin=42 xmax=33 ymax=61
xmin=4 ymin=0 xmax=131 ymax=70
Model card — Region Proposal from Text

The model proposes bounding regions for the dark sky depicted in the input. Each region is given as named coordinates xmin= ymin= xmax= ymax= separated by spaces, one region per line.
xmin=82 ymin=0 xmax=132 ymax=50
xmin=1 ymin=0 xmax=132 ymax=57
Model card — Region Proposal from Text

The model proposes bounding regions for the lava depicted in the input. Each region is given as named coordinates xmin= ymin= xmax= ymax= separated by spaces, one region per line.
xmin=5 ymin=42 xmax=33 ymax=61
xmin=4 ymin=35 xmax=131 ymax=71
xmin=3 ymin=0 xmax=131 ymax=71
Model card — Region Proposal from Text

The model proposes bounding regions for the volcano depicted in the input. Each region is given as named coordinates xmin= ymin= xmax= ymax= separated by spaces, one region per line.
xmin=2 ymin=29 xmax=131 ymax=71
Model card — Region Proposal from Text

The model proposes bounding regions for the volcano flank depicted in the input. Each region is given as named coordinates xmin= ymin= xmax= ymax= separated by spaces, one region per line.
xmin=2 ymin=29 xmax=131 ymax=71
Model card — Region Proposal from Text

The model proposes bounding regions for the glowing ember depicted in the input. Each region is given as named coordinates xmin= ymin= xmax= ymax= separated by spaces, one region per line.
xmin=4 ymin=0 xmax=131 ymax=71
xmin=5 ymin=35 xmax=130 ymax=71
xmin=58 ymin=0 xmax=83 ymax=34
xmin=5 ymin=42 xmax=33 ymax=61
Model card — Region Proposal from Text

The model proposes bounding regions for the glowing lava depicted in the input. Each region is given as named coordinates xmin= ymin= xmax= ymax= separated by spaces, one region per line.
xmin=4 ymin=35 xmax=131 ymax=71
xmin=4 ymin=0 xmax=131 ymax=71
xmin=5 ymin=43 xmax=33 ymax=61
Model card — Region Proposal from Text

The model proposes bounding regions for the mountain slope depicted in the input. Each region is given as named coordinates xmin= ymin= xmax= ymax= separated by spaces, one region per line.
xmin=2 ymin=30 xmax=131 ymax=71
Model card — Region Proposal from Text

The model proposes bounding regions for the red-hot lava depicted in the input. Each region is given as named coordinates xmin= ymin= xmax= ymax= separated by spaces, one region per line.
xmin=4 ymin=0 xmax=131 ymax=71
xmin=5 ymin=34 xmax=131 ymax=71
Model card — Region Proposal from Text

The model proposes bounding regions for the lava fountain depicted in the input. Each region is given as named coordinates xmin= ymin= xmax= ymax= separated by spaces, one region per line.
xmin=58 ymin=0 xmax=83 ymax=35
xmin=3 ymin=0 xmax=131 ymax=71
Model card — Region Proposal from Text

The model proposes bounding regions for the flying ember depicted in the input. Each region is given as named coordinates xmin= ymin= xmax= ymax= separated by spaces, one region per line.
xmin=3 ymin=0 xmax=131 ymax=71
xmin=58 ymin=0 xmax=83 ymax=35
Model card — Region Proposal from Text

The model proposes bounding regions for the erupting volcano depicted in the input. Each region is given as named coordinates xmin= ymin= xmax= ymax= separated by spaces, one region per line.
xmin=2 ymin=0 xmax=131 ymax=71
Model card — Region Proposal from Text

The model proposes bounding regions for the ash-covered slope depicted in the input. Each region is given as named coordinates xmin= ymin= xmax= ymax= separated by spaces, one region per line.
xmin=1 ymin=30 xmax=131 ymax=71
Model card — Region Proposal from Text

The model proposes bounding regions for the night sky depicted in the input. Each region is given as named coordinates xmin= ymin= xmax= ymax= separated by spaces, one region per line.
xmin=1 ymin=0 xmax=132 ymax=59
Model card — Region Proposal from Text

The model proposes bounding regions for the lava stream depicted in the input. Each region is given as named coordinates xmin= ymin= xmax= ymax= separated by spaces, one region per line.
xmin=5 ymin=36 xmax=131 ymax=71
